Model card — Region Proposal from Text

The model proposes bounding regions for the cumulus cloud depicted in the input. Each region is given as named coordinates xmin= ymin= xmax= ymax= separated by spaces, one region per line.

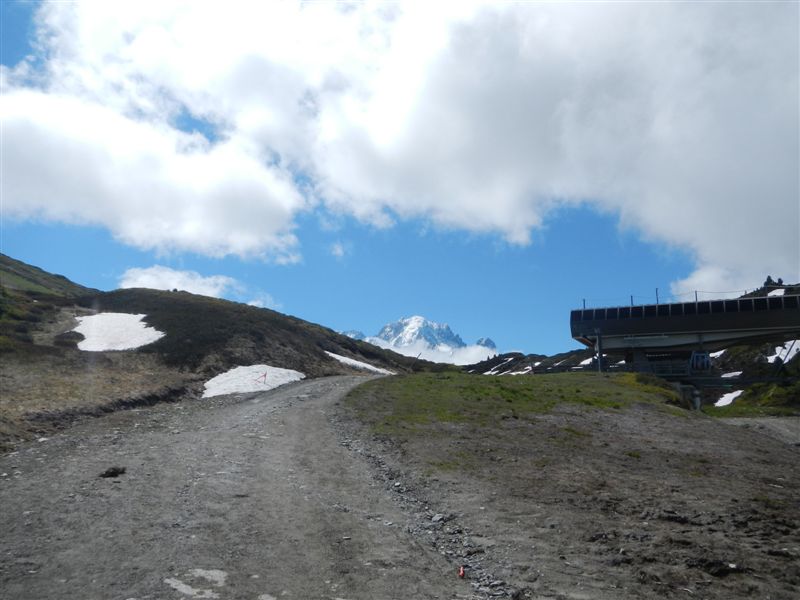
xmin=1 ymin=90 xmax=304 ymax=261
xmin=119 ymin=265 xmax=239 ymax=297
xmin=2 ymin=1 xmax=797 ymax=287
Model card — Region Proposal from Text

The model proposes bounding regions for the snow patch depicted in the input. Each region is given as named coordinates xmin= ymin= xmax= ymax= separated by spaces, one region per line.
xmin=721 ymin=371 xmax=742 ymax=378
xmin=202 ymin=365 xmax=305 ymax=398
xmin=579 ymin=356 xmax=594 ymax=366
xmin=325 ymin=351 xmax=394 ymax=375
xmin=484 ymin=357 xmax=515 ymax=375
xmin=709 ymin=349 xmax=726 ymax=358
xmin=73 ymin=313 xmax=164 ymax=351
xmin=768 ymin=288 xmax=785 ymax=297
xmin=715 ymin=390 xmax=743 ymax=407
xmin=767 ymin=339 xmax=800 ymax=364
xmin=509 ymin=366 xmax=533 ymax=375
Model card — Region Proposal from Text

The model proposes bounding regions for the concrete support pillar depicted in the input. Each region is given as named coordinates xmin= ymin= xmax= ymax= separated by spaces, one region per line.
xmin=594 ymin=329 xmax=604 ymax=373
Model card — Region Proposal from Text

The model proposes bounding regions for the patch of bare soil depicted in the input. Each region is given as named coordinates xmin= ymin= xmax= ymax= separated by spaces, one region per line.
xmin=334 ymin=402 xmax=800 ymax=599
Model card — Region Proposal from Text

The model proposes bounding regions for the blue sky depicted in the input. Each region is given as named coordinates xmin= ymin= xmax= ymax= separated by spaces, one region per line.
xmin=2 ymin=209 xmax=694 ymax=355
xmin=1 ymin=2 xmax=797 ymax=356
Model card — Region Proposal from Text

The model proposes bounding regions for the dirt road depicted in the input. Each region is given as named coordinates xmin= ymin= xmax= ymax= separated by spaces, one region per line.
xmin=0 ymin=376 xmax=473 ymax=600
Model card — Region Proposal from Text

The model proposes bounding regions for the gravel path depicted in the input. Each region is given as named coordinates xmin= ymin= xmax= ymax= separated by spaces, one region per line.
xmin=0 ymin=376 xmax=473 ymax=600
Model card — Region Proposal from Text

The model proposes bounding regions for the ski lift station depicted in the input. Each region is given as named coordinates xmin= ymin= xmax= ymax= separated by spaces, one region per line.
xmin=570 ymin=293 xmax=800 ymax=376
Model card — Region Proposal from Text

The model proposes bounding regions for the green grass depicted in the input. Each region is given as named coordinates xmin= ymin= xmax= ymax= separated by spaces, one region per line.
xmin=1 ymin=253 xmax=93 ymax=352
xmin=0 ymin=271 xmax=52 ymax=295
xmin=1 ymin=253 xmax=94 ymax=297
xmin=345 ymin=371 xmax=681 ymax=436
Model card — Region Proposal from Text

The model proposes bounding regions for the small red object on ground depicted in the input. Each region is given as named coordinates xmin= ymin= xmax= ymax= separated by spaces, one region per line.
xmin=458 ymin=565 xmax=465 ymax=578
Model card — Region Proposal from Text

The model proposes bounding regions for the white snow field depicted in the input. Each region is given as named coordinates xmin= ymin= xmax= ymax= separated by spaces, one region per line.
xmin=73 ymin=313 xmax=165 ymax=351
xmin=202 ymin=365 xmax=305 ymax=398
xmin=715 ymin=390 xmax=743 ymax=407
xmin=767 ymin=288 xmax=786 ymax=297
xmin=325 ymin=352 xmax=394 ymax=375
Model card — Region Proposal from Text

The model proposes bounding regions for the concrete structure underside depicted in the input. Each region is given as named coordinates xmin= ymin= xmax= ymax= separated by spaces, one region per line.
xmin=570 ymin=295 xmax=800 ymax=376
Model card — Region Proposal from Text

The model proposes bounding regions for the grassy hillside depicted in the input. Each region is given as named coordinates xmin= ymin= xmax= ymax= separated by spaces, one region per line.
xmin=0 ymin=254 xmax=95 ymax=297
xmin=346 ymin=371 xmax=681 ymax=438
xmin=340 ymin=368 xmax=798 ymax=600
xmin=0 ymin=254 xmax=96 ymax=352
xmin=0 ymin=285 xmax=67 ymax=351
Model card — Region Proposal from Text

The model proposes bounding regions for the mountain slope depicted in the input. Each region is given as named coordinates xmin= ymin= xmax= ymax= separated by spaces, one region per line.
xmin=80 ymin=288 xmax=423 ymax=377
xmin=0 ymin=253 xmax=95 ymax=297
xmin=1 ymin=255 xmax=446 ymax=450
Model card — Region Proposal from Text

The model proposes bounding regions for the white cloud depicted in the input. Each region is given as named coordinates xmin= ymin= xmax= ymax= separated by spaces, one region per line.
xmin=366 ymin=337 xmax=495 ymax=366
xmin=330 ymin=241 xmax=347 ymax=259
xmin=1 ymin=90 xmax=304 ymax=261
xmin=119 ymin=265 xmax=239 ymax=297
xmin=2 ymin=2 xmax=798 ymax=288
xmin=247 ymin=294 xmax=281 ymax=310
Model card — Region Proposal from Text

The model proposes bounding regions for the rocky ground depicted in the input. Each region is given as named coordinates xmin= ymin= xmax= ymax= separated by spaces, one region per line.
xmin=0 ymin=376 xmax=473 ymax=600
xmin=336 ymin=391 xmax=800 ymax=599
xmin=1 ymin=375 xmax=798 ymax=600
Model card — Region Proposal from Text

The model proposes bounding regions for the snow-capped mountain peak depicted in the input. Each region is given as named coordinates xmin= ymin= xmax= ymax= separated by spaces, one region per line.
xmin=476 ymin=337 xmax=497 ymax=350
xmin=343 ymin=315 xmax=497 ymax=365
xmin=376 ymin=315 xmax=466 ymax=349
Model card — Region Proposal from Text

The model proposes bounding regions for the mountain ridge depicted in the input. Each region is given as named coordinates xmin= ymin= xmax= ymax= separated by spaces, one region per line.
xmin=376 ymin=315 xmax=466 ymax=349
xmin=0 ymin=254 xmax=455 ymax=449
xmin=343 ymin=315 xmax=497 ymax=365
